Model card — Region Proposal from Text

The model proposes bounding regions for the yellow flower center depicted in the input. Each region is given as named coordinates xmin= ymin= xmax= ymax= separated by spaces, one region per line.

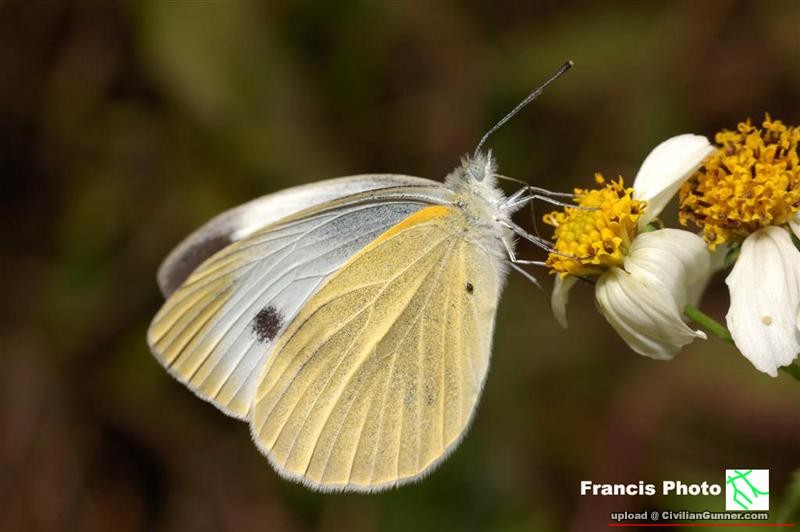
xmin=543 ymin=174 xmax=646 ymax=278
xmin=678 ymin=116 xmax=800 ymax=249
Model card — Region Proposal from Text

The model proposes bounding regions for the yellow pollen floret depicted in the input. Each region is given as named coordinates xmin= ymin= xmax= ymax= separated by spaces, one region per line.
xmin=543 ymin=174 xmax=646 ymax=278
xmin=678 ymin=115 xmax=800 ymax=249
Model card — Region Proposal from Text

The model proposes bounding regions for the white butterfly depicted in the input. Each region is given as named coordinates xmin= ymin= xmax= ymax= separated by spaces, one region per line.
xmin=148 ymin=62 xmax=573 ymax=492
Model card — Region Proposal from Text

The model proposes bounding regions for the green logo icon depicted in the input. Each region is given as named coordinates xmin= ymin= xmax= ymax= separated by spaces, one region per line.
xmin=725 ymin=469 xmax=769 ymax=511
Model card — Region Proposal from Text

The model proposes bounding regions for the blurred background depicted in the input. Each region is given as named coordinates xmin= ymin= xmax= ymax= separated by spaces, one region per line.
xmin=1 ymin=1 xmax=798 ymax=530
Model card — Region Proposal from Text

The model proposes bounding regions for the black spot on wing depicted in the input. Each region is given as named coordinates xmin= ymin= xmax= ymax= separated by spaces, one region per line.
xmin=162 ymin=233 xmax=233 ymax=297
xmin=252 ymin=306 xmax=284 ymax=343
xmin=465 ymin=282 xmax=474 ymax=294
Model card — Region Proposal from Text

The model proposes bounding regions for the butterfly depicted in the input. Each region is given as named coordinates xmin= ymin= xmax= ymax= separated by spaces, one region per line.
xmin=148 ymin=62 xmax=573 ymax=492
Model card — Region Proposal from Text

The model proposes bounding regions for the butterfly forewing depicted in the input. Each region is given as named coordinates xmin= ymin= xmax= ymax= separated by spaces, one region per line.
xmin=157 ymin=174 xmax=447 ymax=297
xmin=147 ymin=184 xmax=453 ymax=419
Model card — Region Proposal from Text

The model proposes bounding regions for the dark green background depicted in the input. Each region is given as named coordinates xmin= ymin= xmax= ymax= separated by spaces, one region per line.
xmin=1 ymin=1 xmax=798 ymax=531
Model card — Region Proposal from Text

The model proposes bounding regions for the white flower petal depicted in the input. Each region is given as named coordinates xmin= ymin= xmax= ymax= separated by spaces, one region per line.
xmin=633 ymin=134 xmax=715 ymax=228
xmin=725 ymin=226 xmax=800 ymax=376
xmin=789 ymin=212 xmax=800 ymax=240
xmin=625 ymin=228 xmax=711 ymax=309
xmin=595 ymin=266 xmax=706 ymax=361
xmin=551 ymin=275 xmax=578 ymax=329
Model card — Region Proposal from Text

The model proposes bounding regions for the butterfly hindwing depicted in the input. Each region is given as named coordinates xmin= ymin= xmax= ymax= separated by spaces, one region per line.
xmin=249 ymin=205 xmax=504 ymax=491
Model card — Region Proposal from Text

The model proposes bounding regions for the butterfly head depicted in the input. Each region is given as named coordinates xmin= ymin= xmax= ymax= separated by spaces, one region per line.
xmin=445 ymin=151 xmax=509 ymax=225
xmin=447 ymin=151 xmax=499 ymax=189
xmin=463 ymin=151 xmax=497 ymax=183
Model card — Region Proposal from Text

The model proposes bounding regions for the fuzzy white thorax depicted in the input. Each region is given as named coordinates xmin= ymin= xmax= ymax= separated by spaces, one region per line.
xmin=444 ymin=151 xmax=514 ymax=257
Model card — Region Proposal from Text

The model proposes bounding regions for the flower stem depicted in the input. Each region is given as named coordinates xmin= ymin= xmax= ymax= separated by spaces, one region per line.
xmin=780 ymin=364 xmax=800 ymax=381
xmin=684 ymin=305 xmax=733 ymax=344
xmin=684 ymin=305 xmax=800 ymax=382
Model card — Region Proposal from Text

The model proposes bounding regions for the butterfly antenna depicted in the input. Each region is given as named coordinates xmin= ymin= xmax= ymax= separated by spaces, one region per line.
xmin=473 ymin=60 xmax=574 ymax=158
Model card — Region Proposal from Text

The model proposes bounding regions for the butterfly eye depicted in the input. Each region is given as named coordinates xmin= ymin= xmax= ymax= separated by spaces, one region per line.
xmin=467 ymin=163 xmax=485 ymax=182
xmin=464 ymin=156 xmax=489 ymax=182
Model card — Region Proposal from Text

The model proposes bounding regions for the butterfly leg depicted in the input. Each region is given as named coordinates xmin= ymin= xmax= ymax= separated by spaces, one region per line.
xmin=501 ymin=184 xmax=569 ymax=207
xmin=501 ymin=236 xmax=543 ymax=288
xmin=499 ymin=219 xmax=555 ymax=252
xmin=501 ymin=189 xmax=597 ymax=213
xmin=501 ymin=219 xmax=589 ymax=263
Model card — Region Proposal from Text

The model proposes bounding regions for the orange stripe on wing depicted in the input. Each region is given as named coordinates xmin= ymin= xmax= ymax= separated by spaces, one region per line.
xmin=369 ymin=205 xmax=454 ymax=246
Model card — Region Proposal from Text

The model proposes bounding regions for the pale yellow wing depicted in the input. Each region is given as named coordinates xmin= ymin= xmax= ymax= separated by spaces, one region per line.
xmin=249 ymin=205 xmax=505 ymax=492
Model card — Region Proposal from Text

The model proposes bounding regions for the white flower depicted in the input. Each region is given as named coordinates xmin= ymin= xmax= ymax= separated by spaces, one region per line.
xmin=549 ymin=134 xmax=715 ymax=360
xmin=678 ymin=117 xmax=800 ymax=376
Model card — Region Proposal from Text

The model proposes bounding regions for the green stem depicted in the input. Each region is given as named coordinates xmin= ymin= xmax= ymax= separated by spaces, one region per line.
xmin=684 ymin=305 xmax=800 ymax=381
xmin=780 ymin=364 xmax=800 ymax=381
xmin=684 ymin=305 xmax=733 ymax=344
